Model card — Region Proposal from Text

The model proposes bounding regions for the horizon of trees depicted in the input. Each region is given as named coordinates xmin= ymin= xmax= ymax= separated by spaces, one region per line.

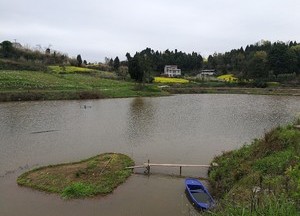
xmin=1 ymin=39 xmax=300 ymax=82
xmin=122 ymin=40 xmax=300 ymax=82
xmin=204 ymin=40 xmax=300 ymax=81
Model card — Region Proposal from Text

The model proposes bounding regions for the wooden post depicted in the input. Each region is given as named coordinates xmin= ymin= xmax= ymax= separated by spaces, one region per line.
xmin=147 ymin=159 xmax=150 ymax=175
xmin=180 ymin=166 xmax=182 ymax=176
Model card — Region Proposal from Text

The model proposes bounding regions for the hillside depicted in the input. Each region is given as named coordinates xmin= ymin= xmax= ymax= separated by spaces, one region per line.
xmin=207 ymin=122 xmax=300 ymax=215
xmin=0 ymin=67 xmax=167 ymax=102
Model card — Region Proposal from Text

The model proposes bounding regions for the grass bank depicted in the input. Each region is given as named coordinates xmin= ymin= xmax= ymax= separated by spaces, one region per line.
xmin=0 ymin=70 xmax=168 ymax=102
xmin=165 ymin=86 xmax=300 ymax=96
xmin=206 ymin=122 xmax=300 ymax=215
xmin=17 ymin=153 xmax=134 ymax=199
xmin=1 ymin=69 xmax=299 ymax=102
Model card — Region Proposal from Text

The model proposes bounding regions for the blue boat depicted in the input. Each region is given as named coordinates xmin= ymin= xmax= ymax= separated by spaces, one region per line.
xmin=185 ymin=178 xmax=215 ymax=210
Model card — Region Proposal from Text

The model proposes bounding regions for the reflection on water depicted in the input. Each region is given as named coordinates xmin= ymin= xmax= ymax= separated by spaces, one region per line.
xmin=0 ymin=94 xmax=299 ymax=216
xmin=127 ymin=97 xmax=155 ymax=144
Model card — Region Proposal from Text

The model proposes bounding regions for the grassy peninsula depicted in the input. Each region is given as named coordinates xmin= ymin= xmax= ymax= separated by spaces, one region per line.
xmin=207 ymin=122 xmax=300 ymax=215
xmin=17 ymin=153 xmax=134 ymax=199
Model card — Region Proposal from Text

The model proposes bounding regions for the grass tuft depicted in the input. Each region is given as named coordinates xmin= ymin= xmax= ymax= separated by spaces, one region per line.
xmin=62 ymin=182 xmax=96 ymax=198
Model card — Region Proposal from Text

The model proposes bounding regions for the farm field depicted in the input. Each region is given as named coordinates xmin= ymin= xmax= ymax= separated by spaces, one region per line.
xmin=0 ymin=70 xmax=167 ymax=101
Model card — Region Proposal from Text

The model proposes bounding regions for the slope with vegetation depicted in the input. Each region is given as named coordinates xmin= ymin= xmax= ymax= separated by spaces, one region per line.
xmin=207 ymin=122 xmax=300 ymax=215
xmin=1 ymin=39 xmax=300 ymax=102
xmin=0 ymin=67 xmax=167 ymax=102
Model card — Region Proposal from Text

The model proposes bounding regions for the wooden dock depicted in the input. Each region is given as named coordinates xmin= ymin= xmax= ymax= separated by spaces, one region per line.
xmin=126 ymin=160 xmax=218 ymax=175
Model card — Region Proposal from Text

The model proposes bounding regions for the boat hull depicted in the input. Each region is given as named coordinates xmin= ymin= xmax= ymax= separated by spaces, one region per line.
xmin=185 ymin=178 xmax=215 ymax=210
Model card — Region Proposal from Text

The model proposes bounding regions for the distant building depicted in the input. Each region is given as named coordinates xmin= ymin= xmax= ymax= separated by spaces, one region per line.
xmin=197 ymin=69 xmax=216 ymax=78
xmin=164 ymin=65 xmax=181 ymax=77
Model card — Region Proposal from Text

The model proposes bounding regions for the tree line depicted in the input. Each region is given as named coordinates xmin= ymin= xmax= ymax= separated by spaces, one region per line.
xmin=124 ymin=47 xmax=203 ymax=82
xmin=204 ymin=40 xmax=300 ymax=81
xmin=2 ymin=39 xmax=300 ymax=83
xmin=121 ymin=41 xmax=300 ymax=83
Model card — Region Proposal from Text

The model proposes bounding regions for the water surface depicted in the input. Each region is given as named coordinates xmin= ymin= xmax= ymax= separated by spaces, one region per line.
xmin=0 ymin=94 xmax=299 ymax=216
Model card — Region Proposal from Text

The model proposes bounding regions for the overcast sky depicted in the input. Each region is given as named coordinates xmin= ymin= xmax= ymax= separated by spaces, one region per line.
xmin=1 ymin=0 xmax=300 ymax=62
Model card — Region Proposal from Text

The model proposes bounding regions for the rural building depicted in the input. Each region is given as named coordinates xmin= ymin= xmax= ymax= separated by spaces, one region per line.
xmin=164 ymin=65 xmax=181 ymax=77
xmin=197 ymin=69 xmax=216 ymax=78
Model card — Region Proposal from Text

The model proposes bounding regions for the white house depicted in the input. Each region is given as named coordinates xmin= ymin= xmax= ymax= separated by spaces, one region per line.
xmin=197 ymin=69 xmax=216 ymax=78
xmin=164 ymin=65 xmax=181 ymax=77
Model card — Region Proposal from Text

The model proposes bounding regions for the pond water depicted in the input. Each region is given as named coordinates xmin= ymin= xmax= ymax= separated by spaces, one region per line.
xmin=0 ymin=94 xmax=299 ymax=216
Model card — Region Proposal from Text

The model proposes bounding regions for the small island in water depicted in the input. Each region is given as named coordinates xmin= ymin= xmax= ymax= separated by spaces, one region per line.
xmin=17 ymin=153 xmax=134 ymax=199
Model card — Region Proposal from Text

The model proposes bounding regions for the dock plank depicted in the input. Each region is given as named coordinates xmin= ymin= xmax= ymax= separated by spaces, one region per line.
xmin=144 ymin=163 xmax=211 ymax=167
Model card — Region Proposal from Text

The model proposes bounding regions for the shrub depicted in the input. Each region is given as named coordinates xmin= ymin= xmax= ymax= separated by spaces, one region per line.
xmin=253 ymin=79 xmax=267 ymax=88
xmin=0 ymin=59 xmax=47 ymax=71
xmin=217 ymin=74 xmax=238 ymax=82
xmin=62 ymin=182 xmax=96 ymax=198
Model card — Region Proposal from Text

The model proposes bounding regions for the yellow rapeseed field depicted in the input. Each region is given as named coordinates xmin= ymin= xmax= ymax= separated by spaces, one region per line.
xmin=217 ymin=74 xmax=238 ymax=82
xmin=154 ymin=77 xmax=189 ymax=83
xmin=48 ymin=66 xmax=94 ymax=73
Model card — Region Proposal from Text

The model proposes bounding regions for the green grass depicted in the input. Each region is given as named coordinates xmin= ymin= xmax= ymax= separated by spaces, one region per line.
xmin=62 ymin=182 xmax=97 ymax=198
xmin=266 ymin=82 xmax=281 ymax=87
xmin=0 ymin=70 xmax=82 ymax=90
xmin=17 ymin=153 xmax=134 ymax=199
xmin=208 ymin=194 xmax=298 ymax=216
xmin=207 ymin=122 xmax=300 ymax=215
xmin=0 ymin=69 xmax=298 ymax=102
xmin=0 ymin=70 xmax=168 ymax=101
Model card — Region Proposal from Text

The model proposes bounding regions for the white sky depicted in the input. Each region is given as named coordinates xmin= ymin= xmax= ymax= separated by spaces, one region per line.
xmin=1 ymin=0 xmax=300 ymax=62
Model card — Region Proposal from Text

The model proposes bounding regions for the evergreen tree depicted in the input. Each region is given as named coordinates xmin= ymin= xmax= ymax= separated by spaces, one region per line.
xmin=246 ymin=51 xmax=268 ymax=79
xmin=0 ymin=40 xmax=14 ymax=58
xmin=113 ymin=56 xmax=120 ymax=71
xmin=76 ymin=54 xmax=82 ymax=67
xmin=268 ymin=42 xmax=296 ymax=76
xmin=290 ymin=45 xmax=300 ymax=74
xmin=127 ymin=54 xmax=143 ymax=82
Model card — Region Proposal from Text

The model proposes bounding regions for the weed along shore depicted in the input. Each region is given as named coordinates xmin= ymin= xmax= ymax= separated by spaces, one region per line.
xmin=206 ymin=122 xmax=300 ymax=215
xmin=17 ymin=153 xmax=134 ymax=199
